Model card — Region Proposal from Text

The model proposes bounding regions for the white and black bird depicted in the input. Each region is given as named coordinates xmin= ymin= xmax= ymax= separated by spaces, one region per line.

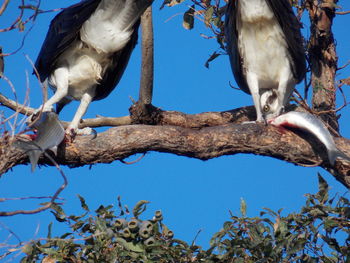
xmin=33 ymin=0 xmax=153 ymax=136
xmin=225 ymin=0 xmax=306 ymax=122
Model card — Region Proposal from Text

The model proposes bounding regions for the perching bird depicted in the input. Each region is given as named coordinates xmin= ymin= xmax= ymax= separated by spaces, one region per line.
xmin=225 ymin=0 xmax=306 ymax=122
xmin=33 ymin=0 xmax=153 ymax=136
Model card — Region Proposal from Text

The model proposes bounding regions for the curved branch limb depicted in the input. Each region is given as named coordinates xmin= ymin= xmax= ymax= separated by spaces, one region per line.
xmin=2 ymin=121 xmax=350 ymax=188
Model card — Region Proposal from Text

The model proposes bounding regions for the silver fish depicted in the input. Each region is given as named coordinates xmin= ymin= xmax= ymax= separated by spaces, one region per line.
xmin=15 ymin=112 xmax=65 ymax=171
xmin=269 ymin=111 xmax=350 ymax=165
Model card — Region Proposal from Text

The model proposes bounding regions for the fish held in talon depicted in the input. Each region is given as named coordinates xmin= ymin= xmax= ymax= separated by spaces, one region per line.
xmin=15 ymin=112 xmax=65 ymax=172
xmin=225 ymin=0 xmax=306 ymax=122
xmin=269 ymin=111 xmax=350 ymax=165
xmin=33 ymin=0 xmax=154 ymax=138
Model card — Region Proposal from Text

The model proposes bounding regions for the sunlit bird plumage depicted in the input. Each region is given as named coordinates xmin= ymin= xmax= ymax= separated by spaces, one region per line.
xmin=34 ymin=0 xmax=153 ymax=135
xmin=225 ymin=0 xmax=306 ymax=122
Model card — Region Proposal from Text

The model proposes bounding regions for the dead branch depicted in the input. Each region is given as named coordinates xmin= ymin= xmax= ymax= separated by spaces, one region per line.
xmin=0 ymin=0 xmax=9 ymax=16
xmin=0 ymin=151 xmax=67 ymax=216
xmin=335 ymin=10 xmax=350 ymax=15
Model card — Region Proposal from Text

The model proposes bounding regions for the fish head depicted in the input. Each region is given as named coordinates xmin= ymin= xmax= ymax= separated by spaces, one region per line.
xmin=268 ymin=114 xmax=292 ymax=134
xmin=26 ymin=111 xmax=50 ymax=130
xmin=260 ymin=90 xmax=283 ymax=121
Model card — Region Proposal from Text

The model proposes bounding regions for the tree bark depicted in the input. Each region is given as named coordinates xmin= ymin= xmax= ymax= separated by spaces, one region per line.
xmin=1 ymin=107 xmax=350 ymax=189
xmin=307 ymin=0 xmax=339 ymax=131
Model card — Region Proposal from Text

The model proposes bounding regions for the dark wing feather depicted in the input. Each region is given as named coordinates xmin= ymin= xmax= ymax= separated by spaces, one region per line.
xmin=224 ymin=0 xmax=250 ymax=94
xmin=266 ymin=0 xmax=306 ymax=83
xmin=34 ymin=0 xmax=102 ymax=81
xmin=93 ymin=20 xmax=140 ymax=101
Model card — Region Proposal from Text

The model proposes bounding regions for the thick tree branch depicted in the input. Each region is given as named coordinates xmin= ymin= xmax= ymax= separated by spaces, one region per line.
xmin=0 ymin=91 xmax=254 ymax=128
xmin=307 ymin=0 xmax=339 ymax=130
xmin=1 ymin=116 xmax=350 ymax=188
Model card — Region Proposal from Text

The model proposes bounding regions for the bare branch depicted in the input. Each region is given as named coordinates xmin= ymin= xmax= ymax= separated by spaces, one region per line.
xmin=335 ymin=10 xmax=350 ymax=15
xmin=0 ymin=151 xmax=67 ymax=216
xmin=139 ymin=6 xmax=154 ymax=105
xmin=0 ymin=0 xmax=10 ymax=16
xmin=2 ymin=114 xmax=350 ymax=188
xmin=0 ymin=92 xmax=34 ymax=116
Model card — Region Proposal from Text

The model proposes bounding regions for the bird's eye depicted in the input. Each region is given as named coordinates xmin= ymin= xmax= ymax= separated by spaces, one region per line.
xmin=263 ymin=105 xmax=270 ymax=112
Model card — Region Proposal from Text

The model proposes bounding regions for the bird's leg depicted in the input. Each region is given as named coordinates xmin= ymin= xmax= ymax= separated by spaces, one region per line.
xmin=41 ymin=67 xmax=69 ymax=112
xmin=277 ymin=67 xmax=293 ymax=116
xmin=246 ymin=72 xmax=264 ymax=122
xmin=66 ymin=92 xmax=93 ymax=138
xmin=28 ymin=68 xmax=69 ymax=126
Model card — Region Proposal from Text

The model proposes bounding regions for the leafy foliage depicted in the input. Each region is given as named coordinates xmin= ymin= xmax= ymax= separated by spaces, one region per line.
xmin=15 ymin=175 xmax=349 ymax=262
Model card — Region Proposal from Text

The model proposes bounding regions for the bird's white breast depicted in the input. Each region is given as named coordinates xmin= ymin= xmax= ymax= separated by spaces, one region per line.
xmin=237 ymin=0 xmax=293 ymax=88
xmin=80 ymin=0 xmax=136 ymax=53
xmin=49 ymin=41 xmax=112 ymax=100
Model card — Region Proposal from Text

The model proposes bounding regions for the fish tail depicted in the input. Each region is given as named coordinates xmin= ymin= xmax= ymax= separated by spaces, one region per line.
xmin=328 ymin=148 xmax=350 ymax=166
xmin=27 ymin=149 xmax=43 ymax=172
xmin=13 ymin=140 xmax=43 ymax=172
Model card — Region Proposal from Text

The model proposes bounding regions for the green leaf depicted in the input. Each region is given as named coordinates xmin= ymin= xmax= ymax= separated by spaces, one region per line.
xmin=71 ymin=221 xmax=84 ymax=231
xmin=205 ymin=51 xmax=221 ymax=68
xmin=160 ymin=0 xmax=185 ymax=9
xmin=50 ymin=203 xmax=66 ymax=222
xmin=60 ymin=232 xmax=72 ymax=239
xmin=316 ymin=174 xmax=329 ymax=204
xmin=21 ymin=244 xmax=33 ymax=255
xmin=324 ymin=218 xmax=339 ymax=233
xmin=47 ymin=222 xmax=53 ymax=239
xmin=204 ymin=6 xmax=214 ymax=27
xmin=77 ymin=194 xmax=89 ymax=211
xmin=132 ymin=200 xmax=150 ymax=218
xmin=240 ymin=198 xmax=247 ymax=217
xmin=115 ymin=238 xmax=145 ymax=253
xmin=183 ymin=5 xmax=195 ymax=30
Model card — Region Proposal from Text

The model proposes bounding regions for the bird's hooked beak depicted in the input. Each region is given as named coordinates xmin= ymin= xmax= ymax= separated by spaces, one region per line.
xmin=262 ymin=116 xmax=268 ymax=125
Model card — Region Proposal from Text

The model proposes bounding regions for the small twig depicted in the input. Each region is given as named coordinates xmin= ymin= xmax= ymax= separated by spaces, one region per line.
xmin=0 ymin=0 xmax=10 ymax=16
xmin=0 ymin=92 xmax=34 ymax=116
xmin=0 ymin=151 xmax=67 ymax=216
xmin=0 ymin=93 xmax=133 ymax=128
xmin=0 ymin=222 xmax=22 ymax=245
xmin=337 ymin=60 xmax=350 ymax=71
xmin=335 ymin=10 xmax=350 ymax=15
xmin=77 ymin=116 xmax=132 ymax=129
xmin=0 ymin=196 xmax=64 ymax=202
xmin=295 ymin=160 xmax=323 ymax=167
xmin=293 ymin=89 xmax=311 ymax=111
xmin=120 ymin=153 xmax=146 ymax=165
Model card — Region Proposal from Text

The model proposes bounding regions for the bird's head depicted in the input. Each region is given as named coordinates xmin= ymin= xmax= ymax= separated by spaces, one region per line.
xmin=260 ymin=90 xmax=283 ymax=122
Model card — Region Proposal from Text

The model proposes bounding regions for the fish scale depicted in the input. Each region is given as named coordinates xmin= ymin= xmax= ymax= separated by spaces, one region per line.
xmin=270 ymin=111 xmax=350 ymax=165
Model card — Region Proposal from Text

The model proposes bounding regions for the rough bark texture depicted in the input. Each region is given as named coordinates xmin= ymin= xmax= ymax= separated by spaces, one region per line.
xmin=307 ymin=0 xmax=339 ymax=131
xmin=1 ymin=107 xmax=350 ymax=188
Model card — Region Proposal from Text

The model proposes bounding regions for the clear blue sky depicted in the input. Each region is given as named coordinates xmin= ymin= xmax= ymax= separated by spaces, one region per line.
xmin=0 ymin=0 xmax=349 ymax=258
